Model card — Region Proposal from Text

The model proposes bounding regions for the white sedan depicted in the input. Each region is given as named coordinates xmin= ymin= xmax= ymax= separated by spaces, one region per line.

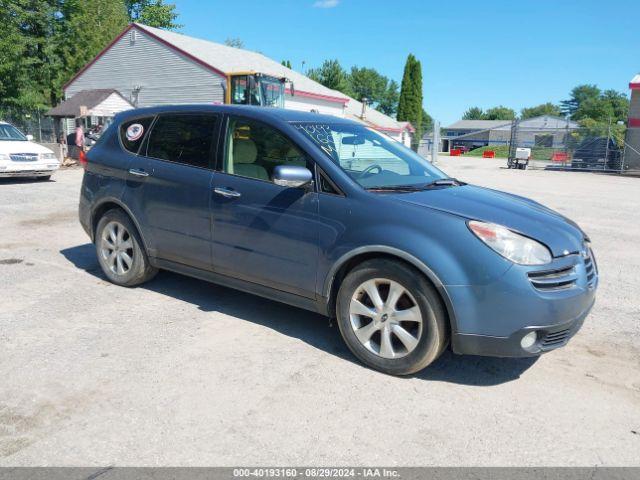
xmin=0 ymin=122 xmax=60 ymax=179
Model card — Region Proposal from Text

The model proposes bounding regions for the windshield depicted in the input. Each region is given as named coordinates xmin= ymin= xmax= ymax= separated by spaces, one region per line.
xmin=0 ymin=124 xmax=27 ymax=141
xmin=292 ymin=122 xmax=447 ymax=188
xmin=260 ymin=77 xmax=284 ymax=108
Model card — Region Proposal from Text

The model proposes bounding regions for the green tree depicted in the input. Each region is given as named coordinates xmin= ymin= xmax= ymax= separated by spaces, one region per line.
xmin=601 ymin=89 xmax=629 ymax=122
xmin=377 ymin=80 xmax=400 ymax=117
xmin=281 ymin=60 xmax=292 ymax=69
xmin=306 ymin=59 xmax=350 ymax=94
xmin=348 ymin=67 xmax=386 ymax=103
xmin=348 ymin=66 xmax=399 ymax=116
xmin=560 ymin=84 xmax=601 ymax=117
xmin=125 ymin=0 xmax=181 ymax=30
xmin=483 ymin=105 xmax=515 ymax=120
xmin=462 ymin=105 xmax=514 ymax=120
xmin=421 ymin=108 xmax=433 ymax=134
xmin=55 ymin=0 xmax=128 ymax=102
xmin=0 ymin=0 xmax=61 ymax=109
xmin=578 ymin=117 xmax=626 ymax=145
xmin=462 ymin=107 xmax=484 ymax=120
xmin=397 ymin=54 xmax=423 ymax=150
xmin=572 ymin=90 xmax=628 ymax=123
xmin=520 ymin=102 xmax=561 ymax=119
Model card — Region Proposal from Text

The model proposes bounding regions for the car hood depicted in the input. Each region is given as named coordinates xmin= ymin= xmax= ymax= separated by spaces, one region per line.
xmin=393 ymin=184 xmax=586 ymax=257
xmin=0 ymin=140 xmax=53 ymax=155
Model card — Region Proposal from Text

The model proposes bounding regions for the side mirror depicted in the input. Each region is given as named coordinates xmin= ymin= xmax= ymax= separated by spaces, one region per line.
xmin=272 ymin=165 xmax=313 ymax=189
xmin=26 ymin=134 xmax=34 ymax=141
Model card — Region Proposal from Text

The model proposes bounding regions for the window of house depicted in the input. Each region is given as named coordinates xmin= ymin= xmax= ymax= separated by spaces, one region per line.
xmin=146 ymin=114 xmax=218 ymax=168
xmin=119 ymin=116 xmax=154 ymax=154
xmin=534 ymin=134 xmax=554 ymax=148
xmin=223 ymin=118 xmax=308 ymax=182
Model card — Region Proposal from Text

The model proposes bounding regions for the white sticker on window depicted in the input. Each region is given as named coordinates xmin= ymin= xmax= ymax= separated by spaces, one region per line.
xmin=126 ymin=123 xmax=144 ymax=141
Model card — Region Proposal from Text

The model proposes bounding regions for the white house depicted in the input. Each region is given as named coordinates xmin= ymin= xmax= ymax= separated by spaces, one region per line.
xmin=58 ymin=23 xmax=413 ymax=144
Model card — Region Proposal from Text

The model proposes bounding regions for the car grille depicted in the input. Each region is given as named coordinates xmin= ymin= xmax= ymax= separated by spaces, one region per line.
xmin=541 ymin=327 xmax=572 ymax=349
xmin=584 ymin=248 xmax=597 ymax=287
xmin=528 ymin=265 xmax=577 ymax=291
xmin=10 ymin=153 xmax=39 ymax=162
xmin=528 ymin=246 xmax=598 ymax=292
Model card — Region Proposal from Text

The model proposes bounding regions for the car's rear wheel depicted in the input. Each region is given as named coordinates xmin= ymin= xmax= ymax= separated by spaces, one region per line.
xmin=336 ymin=259 xmax=447 ymax=375
xmin=95 ymin=209 xmax=157 ymax=287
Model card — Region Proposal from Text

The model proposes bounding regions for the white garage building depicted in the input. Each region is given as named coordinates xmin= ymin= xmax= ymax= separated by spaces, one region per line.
xmin=59 ymin=23 xmax=413 ymax=146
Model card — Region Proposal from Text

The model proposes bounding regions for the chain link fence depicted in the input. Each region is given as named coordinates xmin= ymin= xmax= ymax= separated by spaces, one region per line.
xmin=0 ymin=107 xmax=57 ymax=143
xmin=506 ymin=119 xmax=625 ymax=173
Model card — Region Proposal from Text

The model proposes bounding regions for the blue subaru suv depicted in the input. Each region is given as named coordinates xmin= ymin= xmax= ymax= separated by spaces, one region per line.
xmin=79 ymin=105 xmax=597 ymax=375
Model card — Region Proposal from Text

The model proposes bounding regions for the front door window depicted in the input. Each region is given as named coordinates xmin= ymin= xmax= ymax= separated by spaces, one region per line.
xmin=224 ymin=117 xmax=307 ymax=182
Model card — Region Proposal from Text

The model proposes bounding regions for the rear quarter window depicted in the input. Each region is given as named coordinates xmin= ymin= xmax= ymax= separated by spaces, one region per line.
xmin=119 ymin=117 xmax=154 ymax=154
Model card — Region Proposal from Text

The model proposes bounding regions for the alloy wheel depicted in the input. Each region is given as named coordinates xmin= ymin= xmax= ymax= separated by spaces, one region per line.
xmin=349 ymin=278 xmax=423 ymax=359
xmin=100 ymin=221 xmax=134 ymax=276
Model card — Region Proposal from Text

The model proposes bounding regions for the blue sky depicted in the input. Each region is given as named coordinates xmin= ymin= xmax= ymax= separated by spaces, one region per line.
xmin=173 ymin=0 xmax=638 ymax=125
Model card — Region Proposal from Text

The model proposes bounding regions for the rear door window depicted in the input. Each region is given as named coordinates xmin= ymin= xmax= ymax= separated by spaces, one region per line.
xmin=146 ymin=114 xmax=218 ymax=169
xmin=119 ymin=117 xmax=154 ymax=154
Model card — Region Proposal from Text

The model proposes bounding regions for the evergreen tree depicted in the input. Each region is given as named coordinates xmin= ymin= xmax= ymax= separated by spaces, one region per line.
xmin=397 ymin=54 xmax=423 ymax=150
xmin=281 ymin=60 xmax=292 ymax=69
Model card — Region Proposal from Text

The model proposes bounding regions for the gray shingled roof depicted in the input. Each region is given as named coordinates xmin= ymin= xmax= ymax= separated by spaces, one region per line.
xmin=136 ymin=24 xmax=349 ymax=102
xmin=445 ymin=120 xmax=512 ymax=130
xmin=46 ymin=89 xmax=130 ymax=117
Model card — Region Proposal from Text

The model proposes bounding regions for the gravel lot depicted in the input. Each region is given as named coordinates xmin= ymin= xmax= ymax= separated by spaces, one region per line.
xmin=1 ymin=157 xmax=639 ymax=466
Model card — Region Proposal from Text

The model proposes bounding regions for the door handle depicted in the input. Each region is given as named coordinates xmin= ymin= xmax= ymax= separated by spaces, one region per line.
xmin=214 ymin=187 xmax=241 ymax=198
xmin=129 ymin=168 xmax=149 ymax=177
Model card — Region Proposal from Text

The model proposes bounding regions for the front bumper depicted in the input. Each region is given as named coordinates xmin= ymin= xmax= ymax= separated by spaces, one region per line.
xmin=0 ymin=162 xmax=60 ymax=177
xmin=452 ymin=298 xmax=593 ymax=357
xmin=448 ymin=251 xmax=597 ymax=357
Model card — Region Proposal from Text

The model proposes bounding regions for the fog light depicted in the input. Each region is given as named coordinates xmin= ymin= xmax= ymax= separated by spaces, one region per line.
xmin=520 ymin=331 xmax=538 ymax=349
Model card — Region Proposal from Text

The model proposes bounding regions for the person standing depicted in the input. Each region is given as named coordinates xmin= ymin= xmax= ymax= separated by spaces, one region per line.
xmin=75 ymin=120 xmax=85 ymax=150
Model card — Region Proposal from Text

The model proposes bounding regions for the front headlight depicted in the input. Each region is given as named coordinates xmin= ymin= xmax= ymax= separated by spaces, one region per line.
xmin=468 ymin=220 xmax=552 ymax=265
xmin=39 ymin=152 xmax=57 ymax=161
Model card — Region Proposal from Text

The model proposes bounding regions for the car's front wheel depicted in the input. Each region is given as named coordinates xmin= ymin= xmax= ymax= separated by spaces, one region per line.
xmin=95 ymin=209 xmax=158 ymax=287
xmin=336 ymin=259 xmax=447 ymax=375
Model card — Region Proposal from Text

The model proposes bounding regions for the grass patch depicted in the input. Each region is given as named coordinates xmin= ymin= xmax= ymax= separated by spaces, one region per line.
xmin=466 ymin=145 xmax=559 ymax=161
xmin=466 ymin=145 xmax=509 ymax=158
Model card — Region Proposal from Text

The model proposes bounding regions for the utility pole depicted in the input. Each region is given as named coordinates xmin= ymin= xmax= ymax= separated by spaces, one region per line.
xmin=604 ymin=117 xmax=611 ymax=171
xmin=431 ymin=121 xmax=440 ymax=164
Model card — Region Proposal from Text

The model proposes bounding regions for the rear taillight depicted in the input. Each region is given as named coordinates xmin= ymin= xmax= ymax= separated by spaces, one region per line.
xmin=79 ymin=149 xmax=88 ymax=170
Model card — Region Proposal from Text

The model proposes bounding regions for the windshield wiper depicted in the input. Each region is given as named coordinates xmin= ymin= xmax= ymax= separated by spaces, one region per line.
xmin=365 ymin=185 xmax=426 ymax=192
xmin=366 ymin=178 xmax=465 ymax=192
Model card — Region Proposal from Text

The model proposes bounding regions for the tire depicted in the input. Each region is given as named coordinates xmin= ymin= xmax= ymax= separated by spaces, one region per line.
xmin=95 ymin=209 xmax=158 ymax=287
xmin=336 ymin=259 xmax=448 ymax=375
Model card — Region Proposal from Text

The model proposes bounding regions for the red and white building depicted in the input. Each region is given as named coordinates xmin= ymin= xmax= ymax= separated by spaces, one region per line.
xmin=626 ymin=74 xmax=640 ymax=171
